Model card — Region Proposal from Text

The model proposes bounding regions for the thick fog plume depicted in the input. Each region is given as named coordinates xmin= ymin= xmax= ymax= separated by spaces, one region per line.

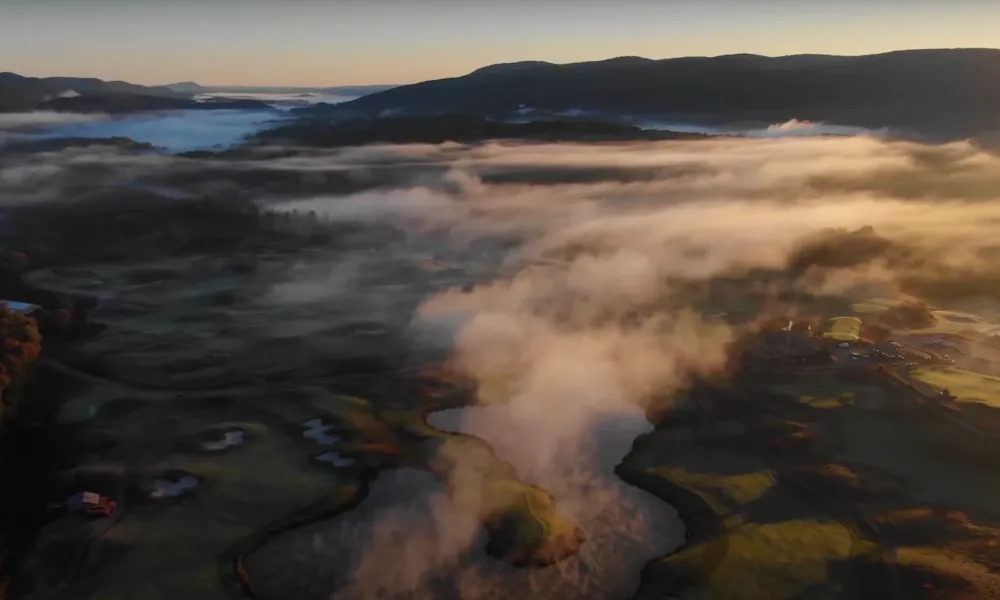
xmin=277 ymin=135 xmax=1000 ymax=598
xmin=8 ymin=131 xmax=1000 ymax=598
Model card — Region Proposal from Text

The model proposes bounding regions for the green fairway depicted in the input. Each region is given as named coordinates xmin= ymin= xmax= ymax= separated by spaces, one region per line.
xmin=912 ymin=367 xmax=1000 ymax=407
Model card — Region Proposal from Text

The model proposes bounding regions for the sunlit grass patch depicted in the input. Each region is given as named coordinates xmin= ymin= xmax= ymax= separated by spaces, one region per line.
xmin=798 ymin=393 xmax=855 ymax=409
xmin=479 ymin=479 xmax=582 ymax=564
xmin=762 ymin=374 xmax=888 ymax=412
xmin=902 ymin=311 xmax=1000 ymax=337
xmin=896 ymin=546 xmax=1000 ymax=599
xmin=431 ymin=431 xmax=581 ymax=564
xmin=852 ymin=303 xmax=890 ymax=314
xmin=652 ymin=467 xmax=775 ymax=514
xmin=329 ymin=396 xmax=398 ymax=445
xmin=812 ymin=464 xmax=861 ymax=487
xmin=666 ymin=518 xmax=855 ymax=600
xmin=380 ymin=408 xmax=443 ymax=439
xmin=912 ymin=368 xmax=1000 ymax=407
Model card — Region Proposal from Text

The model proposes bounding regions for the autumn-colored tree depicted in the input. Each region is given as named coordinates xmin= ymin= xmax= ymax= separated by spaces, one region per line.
xmin=862 ymin=323 xmax=892 ymax=343
xmin=0 ymin=307 xmax=43 ymax=420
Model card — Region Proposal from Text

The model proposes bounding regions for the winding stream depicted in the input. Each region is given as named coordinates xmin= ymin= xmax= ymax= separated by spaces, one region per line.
xmin=244 ymin=404 xmax=684 ymax=600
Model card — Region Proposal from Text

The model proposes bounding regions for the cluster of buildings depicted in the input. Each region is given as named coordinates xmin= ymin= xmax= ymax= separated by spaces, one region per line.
xmin=741 ymin=317 xmax=830 ymax=366
xmin=746 ymin=329 xmax=821 ymax=363
xmin=742 ymin=315 xmax=888 ymax=369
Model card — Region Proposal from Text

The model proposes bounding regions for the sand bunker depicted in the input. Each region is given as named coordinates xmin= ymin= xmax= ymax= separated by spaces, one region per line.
xmin=314 ymin=451 xmax=357 ymax=467
xmin=302 ymin=418 xmax=342 ymax=445
xmin=201 ymin=429 xmax=245 ymax=451
xmin=150 ymin=475 xmax=200 ymax=499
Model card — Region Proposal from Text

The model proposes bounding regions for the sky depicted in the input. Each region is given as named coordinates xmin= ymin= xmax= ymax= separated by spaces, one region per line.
xmin=2 ymin=0 xmax=1000 ymax=87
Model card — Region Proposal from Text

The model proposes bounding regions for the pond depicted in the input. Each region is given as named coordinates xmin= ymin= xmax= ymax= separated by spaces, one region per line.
xmin=244 ymin=403 xmax=684 ymax=600
xmin=27 ymin=108 xmax=282 ymax=152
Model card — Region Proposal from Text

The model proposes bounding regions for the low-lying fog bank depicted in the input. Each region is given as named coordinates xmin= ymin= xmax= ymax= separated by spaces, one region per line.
xmin=8 ymin=134 xmax=1000 ymax=323
xmin=6 ymin=129 xmax=1000 ymax=598
xmin=627 ymin=116 xmax=885 ymax=139
xmin=195 ymin=91 xmax=363 ymax=108
xmin=508 ymin=108 xmax=891 ymax=139
xmin=428 ymin=405 xmax=684 ymax=597
xmin=0 ymin=108 xmax=284 ymax=152
xmin=246 ymin=401 xmax=683 ymax=600
xmin=1 ymin=110 xmax=911 ymax=156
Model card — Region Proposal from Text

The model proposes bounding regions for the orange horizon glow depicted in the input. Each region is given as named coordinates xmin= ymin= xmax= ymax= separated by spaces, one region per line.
xmin=3 ymin=2 xmax=1000 ymax=87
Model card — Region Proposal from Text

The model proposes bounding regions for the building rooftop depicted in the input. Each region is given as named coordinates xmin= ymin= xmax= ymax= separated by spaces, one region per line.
xmin=0 ymin=300 xmax=40 ymax=314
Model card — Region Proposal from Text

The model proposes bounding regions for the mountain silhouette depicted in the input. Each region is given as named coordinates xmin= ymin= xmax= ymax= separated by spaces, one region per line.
xmin=327 ymin=49 xmax=1000 ymax=135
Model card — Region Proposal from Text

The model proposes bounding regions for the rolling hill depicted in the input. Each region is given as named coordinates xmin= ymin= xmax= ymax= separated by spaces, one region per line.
xmin=163 ymin=82 xmax=398 ymax=97
xmin=0 ymin=72 xmax=276 ymax=113
xmin=324 ymin=49 xmax=1000 ymax=135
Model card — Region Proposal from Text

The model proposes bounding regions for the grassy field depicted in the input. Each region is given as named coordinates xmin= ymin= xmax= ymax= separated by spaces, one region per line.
xmin=875 ymin=508 xmax=1000 ymax=599
xmin=381 ymin=400 xmax=586 ymax=566
xmin=759 ymin=372 xmax=891 ymax=412
xmin=898 ymin=310 xmax=1000 ymax=337
xmin=83 ymin=421 xmax=360 ymax=600
xmin=626 ymin=370 xmax=1000 ymax=600
xmin=424 ymin=421 xmax=583 ymax=564
xmin=851 ymin=298 xmax=902 ymax=315
xmin=644 ymin=438 xmax=1000 ymax=600
xmin=912 ymin=367 xmax=1000 ymax=407
xmin=685 ymin=518 xmax=857 ymax=600
xmin=651 ymin=467 xmax=775 ymax=514
xmin=852 ymin=303 xmax=890 ymax=314
xmin=624 ymin=421 xmax=882 ymax=600
xmin=633 ymin=456 xmax=868 ymax=600
xmin=17 ymin=386 xmax=406 ymax=600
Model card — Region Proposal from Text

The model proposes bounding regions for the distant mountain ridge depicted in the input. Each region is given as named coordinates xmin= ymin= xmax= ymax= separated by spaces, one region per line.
xmin=163 ymin=82 xmax=398 ymax=96
xmin=250 ymin=114 xmax=709 ymax=148
xmin=0 ymin=72 xmax=284 ymax=113
xmin=328 ymin=48 xmax=1000 ymax=136
xmin=0 ymin=70 xmax=397 ymax=114
xmin=0 ymin=72 xmax=194 ymax=112
xmin=0 ymin=72 xmax=187 ymax=109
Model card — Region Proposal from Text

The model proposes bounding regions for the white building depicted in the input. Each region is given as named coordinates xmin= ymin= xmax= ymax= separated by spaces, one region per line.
xmin=0 ymin=300 xmax=40 ymax=314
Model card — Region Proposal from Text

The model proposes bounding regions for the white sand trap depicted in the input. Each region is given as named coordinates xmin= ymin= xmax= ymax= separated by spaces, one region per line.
xmin=150 ymin=475 xmax=200 ymax=499
xmin=315 ymin=452 xmax=357 ymax=467
xmin=303 ymin=419 xmax=342 ymax=445
xmin=202 ymin=429 xmax=245 ymax=451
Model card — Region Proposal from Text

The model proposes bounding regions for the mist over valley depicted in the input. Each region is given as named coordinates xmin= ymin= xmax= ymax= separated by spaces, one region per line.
xmin=4 ymin=35 xmax=1000 ymax=600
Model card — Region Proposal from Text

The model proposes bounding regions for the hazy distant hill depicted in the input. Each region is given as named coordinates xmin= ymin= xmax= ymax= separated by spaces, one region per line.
xmin=39 ymin=94 xmax=276 ymax=114
xmin=251 ymin=114 xmax=708 ymax=148
xmin=0 ymin=72 xmax=288 ymax=114
xmin=163 ymin=82 xmax=398 ymax=97
xmin=162 ymin=81 xmax=204 ymax=94
xmin=328 ymin=49 xmax=1000 ymax=135
xmin=34 ymin=76 xmax=187 ymax=98
xmin=0 ymin=72 xmax=192 ymax=112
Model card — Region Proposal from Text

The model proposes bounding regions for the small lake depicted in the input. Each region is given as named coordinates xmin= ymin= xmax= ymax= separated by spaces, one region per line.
xmin=27 ymin=108 xmax=283 ymax=152
xmin=245 ymin=403 xmax=684 ymax=600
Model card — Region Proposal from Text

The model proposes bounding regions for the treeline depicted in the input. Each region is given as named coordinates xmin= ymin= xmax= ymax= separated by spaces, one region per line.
xmin=253 ymin=115 xmax=705 ymax=147
xmin=0 ymin=194 xmax=345 ymax=269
